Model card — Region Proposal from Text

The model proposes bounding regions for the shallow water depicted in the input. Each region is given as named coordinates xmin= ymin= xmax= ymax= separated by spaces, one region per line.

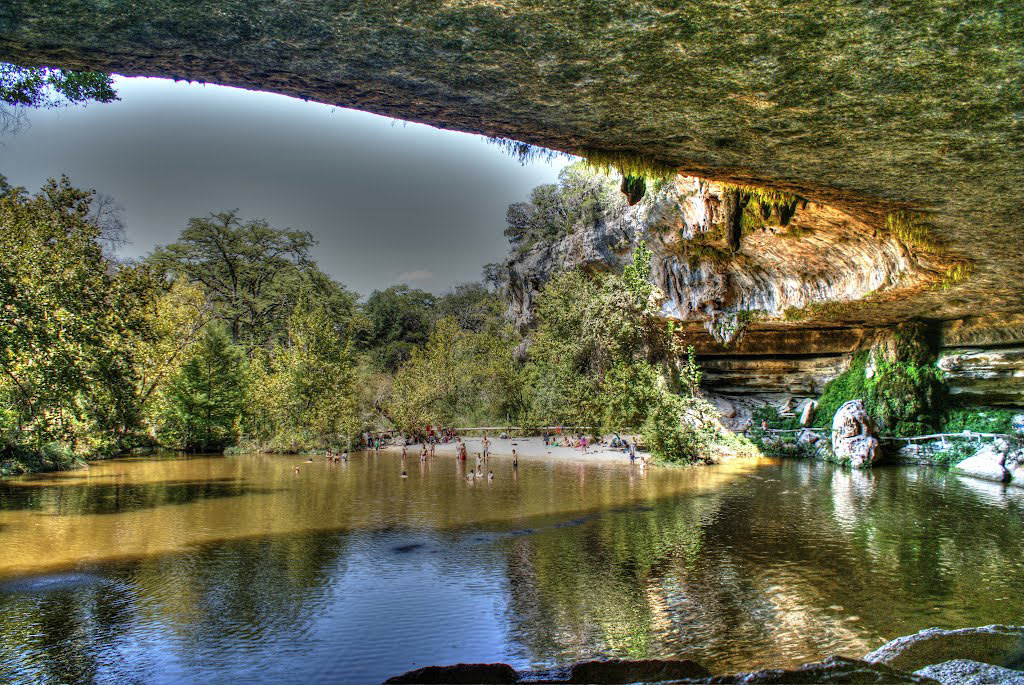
xmin=1 ymin=451 xmax=1023 ymax=684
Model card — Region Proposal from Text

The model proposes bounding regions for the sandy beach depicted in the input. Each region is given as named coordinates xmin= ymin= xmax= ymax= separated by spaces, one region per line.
xmin=379 ymin=435 xmax=643 ymax=465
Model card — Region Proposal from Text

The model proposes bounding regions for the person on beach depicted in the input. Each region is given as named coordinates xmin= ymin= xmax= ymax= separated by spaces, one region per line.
xmin=581 ymin=436 xmax=588 ymax=454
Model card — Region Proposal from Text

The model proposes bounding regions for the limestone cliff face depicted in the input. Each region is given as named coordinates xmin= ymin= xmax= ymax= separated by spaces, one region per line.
xmin=503 ymin=175 xmax=931 ymax=344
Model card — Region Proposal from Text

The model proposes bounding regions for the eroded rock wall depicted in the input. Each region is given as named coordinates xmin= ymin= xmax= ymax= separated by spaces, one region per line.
xmin=503 ymin=176 xmax=931 ymax=343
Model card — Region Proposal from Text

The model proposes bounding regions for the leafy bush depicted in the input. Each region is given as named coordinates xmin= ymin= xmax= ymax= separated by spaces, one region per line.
xmin=642 ymin=393 xmax=719 ymax=464
xmin=941 ymin=406 xmax=1016 ymax=435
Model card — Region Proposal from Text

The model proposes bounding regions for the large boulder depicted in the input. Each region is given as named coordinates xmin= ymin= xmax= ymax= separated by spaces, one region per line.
xmin=864 ymin=625 xmax=1024 ymax=673
xmin=831 ymin=400 xmax=880 ymax=468
xmin=914 ymin=659 xmax=1024 ymax=684
xmin=954 ymin=443 xmax=1010 ymax=483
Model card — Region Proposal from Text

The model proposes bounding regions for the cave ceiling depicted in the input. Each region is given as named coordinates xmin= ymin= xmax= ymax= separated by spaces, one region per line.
xmin=2 ymin=0 xmax=1022 ymax=328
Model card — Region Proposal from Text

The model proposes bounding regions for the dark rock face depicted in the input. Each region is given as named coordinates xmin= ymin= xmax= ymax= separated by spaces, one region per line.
xmin=384 ymin=662 xmax=519 ymax=684
xmin=863 ymin=625 xmax=1024 ymax=674
xmin=565 ymin=658 xmax=711 ymax=683
xmin=698 ymin=656 xmax=937 ymax=683
xmin=3 ymin=0 xmax=1023 ymax=328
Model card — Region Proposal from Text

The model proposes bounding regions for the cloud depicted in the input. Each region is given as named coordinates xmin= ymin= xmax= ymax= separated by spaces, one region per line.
xmin=397 ymin=269 xmax=433 ymax=283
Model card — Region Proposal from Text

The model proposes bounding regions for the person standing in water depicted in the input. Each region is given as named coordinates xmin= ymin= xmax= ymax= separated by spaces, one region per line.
xmin=482 ymin=434 xmax=490 ymax=459
xmin=512 ymin=449 xmax=518 ymax=468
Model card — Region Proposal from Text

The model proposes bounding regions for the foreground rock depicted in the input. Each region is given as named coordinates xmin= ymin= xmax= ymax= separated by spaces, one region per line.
xmin=864 ymin=625 xmax=1024 ymax=673
xmin=698 ymin=656 xmax=936 ymax=683
xmin=387 ymin=656 xmax=929 ymax=684
xmin=563 ymin=658 xmax=710 ymax=683
xmin=384 ymin=663 xmax=518 ymax=684
xmin=914 ymin=659 xmax=1024 ymax=685
xmin=831 ymin=400 xmax=880 ymax=468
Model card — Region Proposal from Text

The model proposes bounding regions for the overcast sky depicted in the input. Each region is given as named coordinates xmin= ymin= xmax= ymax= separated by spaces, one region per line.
xmin=0 ymin=76 xmax=571 ymax=296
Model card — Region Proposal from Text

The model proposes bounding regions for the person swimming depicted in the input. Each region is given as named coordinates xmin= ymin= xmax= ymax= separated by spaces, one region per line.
xmin=488 ymin=470 xmax=494 ymax=481
xmin=401 ymin=470 xmax=408 ymax=478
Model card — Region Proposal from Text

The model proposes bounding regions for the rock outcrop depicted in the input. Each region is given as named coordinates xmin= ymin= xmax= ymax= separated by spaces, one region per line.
xmin=914 ymin=659 xmax=1024 ymax=685
xmin=4 ymin=0 xmax=1024 ymax=333
xmin=864 ymin=625 xmax=1024 ymax=673
xmin=831 ymin=400 xmax=879 ymax=468
xmin=938 ymin=348 xmax=1024 ymax=407
xmin=503 ymin=176 xmax=933 ymax=344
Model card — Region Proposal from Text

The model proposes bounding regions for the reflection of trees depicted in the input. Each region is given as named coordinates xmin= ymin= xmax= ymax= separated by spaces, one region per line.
xmin=501 ymin=462 xmax=1024 ymax=673
xmin=0 ymin=530 xmax=349 ymax=682
xmin=0 ymin=477 xmax=276 ymax=515
xmin=502 ymin=493 xmax=723 ymax=664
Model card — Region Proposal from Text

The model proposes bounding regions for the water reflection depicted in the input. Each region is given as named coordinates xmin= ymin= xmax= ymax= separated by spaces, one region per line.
xmin=0 ymin=455 xmax=1023 ymax=683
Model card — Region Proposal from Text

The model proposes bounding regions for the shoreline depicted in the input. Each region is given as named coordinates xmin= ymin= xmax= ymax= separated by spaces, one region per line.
xmin=378 ymin=435 xmax=644 ymax=465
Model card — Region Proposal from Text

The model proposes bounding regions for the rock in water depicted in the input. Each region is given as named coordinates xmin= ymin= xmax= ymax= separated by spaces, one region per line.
xmin=566 ymin=658 xmax=711 ymax=683
xmin=831 ymin=400 xmax=880 ymax=468
xmin=384 ymin=663 xmax=519 ymax=684
xmin=954 ymin=443 xmax=1010 ymax=483
xmin=914 ymin=659 xmax=1024 ymax=684
xmin=864 ymin=625 xmax=1024 ymax=673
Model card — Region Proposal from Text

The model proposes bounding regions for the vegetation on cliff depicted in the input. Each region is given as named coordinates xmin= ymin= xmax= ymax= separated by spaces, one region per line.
xmin=811 ymin=323 xmax=943 ymax=437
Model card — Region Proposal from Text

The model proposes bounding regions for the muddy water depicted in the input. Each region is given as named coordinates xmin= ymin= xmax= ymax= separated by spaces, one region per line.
xmin=1 ymin=452 xmax=1022 ymax=683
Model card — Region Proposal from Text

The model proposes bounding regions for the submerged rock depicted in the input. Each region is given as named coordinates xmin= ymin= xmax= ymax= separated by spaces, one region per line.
xmin=831 ymin=400 xmax=880 ymax=468
xmin=384 ymin=663 xmax=519 ymax=684
xmin=863 ymin=625 xmax=1024 ymax=673
xmin=914 ymin=659 xmax=1024 ymax=685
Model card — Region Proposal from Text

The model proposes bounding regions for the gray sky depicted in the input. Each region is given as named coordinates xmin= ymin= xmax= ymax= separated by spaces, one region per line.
xmin=0 ymin=76 xmax=570 ymax=295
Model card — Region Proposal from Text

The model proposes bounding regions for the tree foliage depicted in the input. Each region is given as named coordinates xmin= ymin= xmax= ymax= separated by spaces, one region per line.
xmin=503 ymin=163 xmax=623 ymax=252
xmin=158 ymin=326 xmax=246 ymax=452
xmin=1 ymin=62 xmax=117 ymax=132
xmin=363 ymin=285 xmax=436 ymax=372
xmin=0 ymin=179 xmax=155 ymax=469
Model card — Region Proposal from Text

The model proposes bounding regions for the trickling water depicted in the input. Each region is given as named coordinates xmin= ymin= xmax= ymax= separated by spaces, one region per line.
xmin=0 ymin=451 xmax=1022 ymax=684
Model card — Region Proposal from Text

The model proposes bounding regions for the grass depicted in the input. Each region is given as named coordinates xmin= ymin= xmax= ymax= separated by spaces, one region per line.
xmin=885 ymin=210 xmax=939 ymax=251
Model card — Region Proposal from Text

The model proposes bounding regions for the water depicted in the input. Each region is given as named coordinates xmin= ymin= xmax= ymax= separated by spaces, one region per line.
xmin=1 ymin=451 xmax=1023 ymax=684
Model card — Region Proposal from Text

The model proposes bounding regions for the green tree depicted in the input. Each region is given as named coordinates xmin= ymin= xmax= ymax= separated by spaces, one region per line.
xmin=159 ymin=326 xmax=246 ymax=451
xmin=388 ymin=317 xmax=524 ymax=431
xmin=246 ymin=300 xmax=360 ymax=451
xmin=148 ymin=211 xmax=327 ymax=348
xmin=0 ymin=177 xmax=149 ymax=462
xmin=1 ymin=62 xmax=117 ymax=132
xmin=362 ymin=285 xmax=436 ymax=371
xmin=434 ymin=282 xmax=503 ymax=333
xmin=503 ymin=163 xmax=622 ymax=252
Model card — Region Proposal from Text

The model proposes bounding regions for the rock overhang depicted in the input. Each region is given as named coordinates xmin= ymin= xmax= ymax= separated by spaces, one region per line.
xmin=2 ymin=0 xmax=1023 ymax=326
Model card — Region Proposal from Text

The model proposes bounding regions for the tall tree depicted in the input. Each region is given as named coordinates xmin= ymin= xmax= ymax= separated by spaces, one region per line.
xmin=0 ymin=177 xmax=148 ymax=455
xmin=148 ymin=210 xmax=318 ymax=348
xmin=363 ymin=285 xmax=436 ymax=372
xmin=158 ymin=326 xmax=246 ymax=452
